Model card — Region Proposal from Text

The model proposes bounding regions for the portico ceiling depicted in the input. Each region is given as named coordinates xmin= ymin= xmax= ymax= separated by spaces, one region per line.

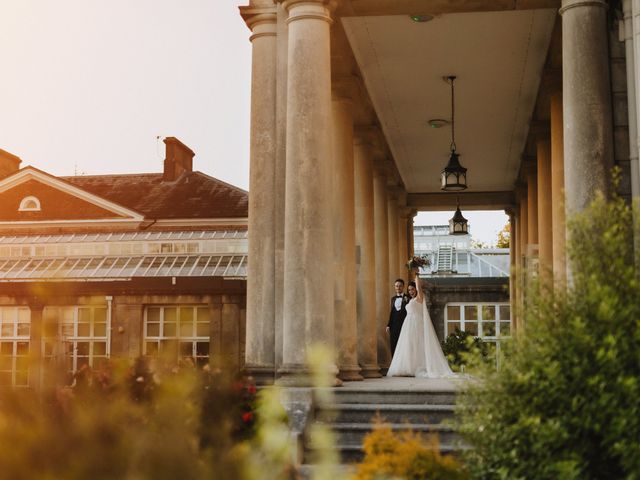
xmin=341 ymin=8 xmax=557 ymax=194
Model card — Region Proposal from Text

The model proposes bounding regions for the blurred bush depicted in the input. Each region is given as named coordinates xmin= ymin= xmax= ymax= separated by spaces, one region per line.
xmin=457 ymin=192 xmax=640 ymax=479
xmin=353 ymin=420 xmax=467 ymax=480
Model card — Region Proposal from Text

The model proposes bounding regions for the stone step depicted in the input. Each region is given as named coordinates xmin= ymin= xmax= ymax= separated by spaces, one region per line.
xmin=327 ymin=388 xmax=457 ymax=405
xmin=327 ymin=422 xmax=460 ymax=446
xmin=317 ymin=403 xmax=456 ymax=424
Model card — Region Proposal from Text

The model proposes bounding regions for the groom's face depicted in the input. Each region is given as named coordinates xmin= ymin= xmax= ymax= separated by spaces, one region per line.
xmin=394 ymin=281 xmax=404 ymax=295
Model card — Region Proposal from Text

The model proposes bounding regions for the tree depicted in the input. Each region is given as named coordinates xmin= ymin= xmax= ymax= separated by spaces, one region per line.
xmin=495 ymin=222 xmax=510 ymax=248
xmin=457 ymin=193 xmax=640 ymax=479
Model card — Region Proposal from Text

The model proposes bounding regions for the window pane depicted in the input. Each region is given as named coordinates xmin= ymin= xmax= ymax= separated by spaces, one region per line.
xmin=465 ymin=322 xmax=478 ymax=335
xmin=93 ymin=322 xmax=107 ymax=337
xmin=1 ymin=323 xmax=13 ymax=337
xmin=76 ymin=342 xmax=90 ymax=356
xmin=94 ymin=308 xmax=107 ymax=324
xmin=93 ymin=342 xmax=107 ymax=356
xmin=447 ymin=322 xmax=461 ymax=335
xmin=77 ymin=323 xmax=90 ymax=337
xmin=196 ymin=322 xmax=209 ymax=337
xmin=16 ymin=342 xmax=29 ymax=355
xmin=482 ymin=305 xmax=496 ymax=321
xmin=446 ymin=305 xmax=460 ymax=320
xmin=500 ymin=321 xmax=511 ymax=337
xmin=464 ymin=306 xmax=478 ymax=321
xmin=78 ymin=308 xmax=91 ymax=324
xmin=164 ymin=322 xmax=176 ymax=337
xmin=0 ymin=342 xmax=12 ymax=355
xmin=196 ymin=342 xmax=209 ymax=356
xmin=499 ymin=305 xmax=511 ymax=321
xmin=147 ymin=307 xmax=160 ymax=323
xmin=181 ymin=307 xmax=194 ymax=325
xmin=164 ymin=308 xmax=177 ymax=324
xmin=483 ymin=321 xmax=496 ymax=337
xmin=147 ymin=323 xmax=160 ymax=337
xmin=17 ymin=323 xmax=30 ymax=336
xmin=18 ymin=308 xmax=29 ymax=324
xmin=180 ymin=322 xmax=193 ymax=337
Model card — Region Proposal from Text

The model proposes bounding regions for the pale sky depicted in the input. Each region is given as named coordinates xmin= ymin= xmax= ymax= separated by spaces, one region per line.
xmin=1 ymin=0 xmax=507 ymax=244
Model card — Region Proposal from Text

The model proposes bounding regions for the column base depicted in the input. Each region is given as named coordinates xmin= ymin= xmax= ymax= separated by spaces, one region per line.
xmin=243 ymin=364 xmax=277 ymax=386
xmin=338 ymin=365 xmax=364 ymax=382
xmin=276 ymin=364 xmax=342 ymax=387
xmin=359 ymin=364 xmax=382 ymax=378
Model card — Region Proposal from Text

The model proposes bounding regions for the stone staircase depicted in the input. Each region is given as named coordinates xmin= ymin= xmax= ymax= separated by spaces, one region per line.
xmin=304 ymin=386 xmax=461 ymax=464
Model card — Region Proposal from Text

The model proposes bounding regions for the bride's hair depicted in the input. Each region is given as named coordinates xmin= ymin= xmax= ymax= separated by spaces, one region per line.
xmin=408 ymin=281 xmax=416 ymax=289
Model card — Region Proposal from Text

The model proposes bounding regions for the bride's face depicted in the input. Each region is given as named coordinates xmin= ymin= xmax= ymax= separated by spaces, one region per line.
xmin=407 ymin=285 xmax=417 ymax=298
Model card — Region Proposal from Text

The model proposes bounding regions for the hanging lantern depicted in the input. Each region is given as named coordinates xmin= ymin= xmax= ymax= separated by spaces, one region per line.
xmin=449 ymin=202 xmax=469 ymax=235
xmin=441 ymin=76 xmax=468 ymax=191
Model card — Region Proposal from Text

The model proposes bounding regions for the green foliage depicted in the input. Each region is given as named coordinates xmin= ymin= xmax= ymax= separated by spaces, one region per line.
xmin=457 ymin=193 xmax=640 ymax=479
xmin=354 ymin=421 xmax=467 ymax=480
xmin=496 ymin=223 xmax=510 ymax=249
xmin=442 ymin=329 xmax=488 ymax=372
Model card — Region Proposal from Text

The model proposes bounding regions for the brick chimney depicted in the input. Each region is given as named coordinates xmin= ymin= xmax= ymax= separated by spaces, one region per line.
xmin=0 ymin=148 xmax=21 ymax=179
xmin=163 ymin=137 xmax=194 ymax=181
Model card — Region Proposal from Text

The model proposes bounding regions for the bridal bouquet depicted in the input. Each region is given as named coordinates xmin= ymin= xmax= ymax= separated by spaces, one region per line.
xmin=406 ymin=255 xmax=431 ymax=271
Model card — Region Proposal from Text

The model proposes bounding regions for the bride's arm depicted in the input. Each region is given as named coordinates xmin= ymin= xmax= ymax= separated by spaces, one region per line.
xmin=415 ymin=272 xmax=424 ymax=303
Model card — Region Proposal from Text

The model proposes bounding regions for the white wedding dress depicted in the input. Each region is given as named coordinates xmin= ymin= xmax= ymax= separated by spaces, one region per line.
xmin=387 ymin=298 xmax=453 ymax=378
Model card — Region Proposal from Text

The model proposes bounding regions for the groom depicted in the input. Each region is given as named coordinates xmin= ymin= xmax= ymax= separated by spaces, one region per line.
xmin=386 ymin=278 xmax=409 ymax=357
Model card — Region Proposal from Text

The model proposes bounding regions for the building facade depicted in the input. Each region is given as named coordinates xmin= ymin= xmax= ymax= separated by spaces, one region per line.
xmin=239 ymin=0 xmax=635 ymax=385
xmin=0 ymin=138 xmax=248 ymax=388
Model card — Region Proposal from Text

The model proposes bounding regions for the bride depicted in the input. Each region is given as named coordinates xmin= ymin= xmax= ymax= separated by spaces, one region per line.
xmin=387 ymin=272 xmax=453 ymax=378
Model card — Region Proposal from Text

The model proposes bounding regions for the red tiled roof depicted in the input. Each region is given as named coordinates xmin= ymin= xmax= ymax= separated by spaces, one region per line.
xmin=63 ymin=171 xmax=247 ymax=219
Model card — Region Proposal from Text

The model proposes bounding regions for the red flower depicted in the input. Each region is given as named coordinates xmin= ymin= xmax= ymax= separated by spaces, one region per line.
xmin=242 ymin=411 xmax=254 ymax=423
xmin=247 ymin=384 xmax=257 ymax=395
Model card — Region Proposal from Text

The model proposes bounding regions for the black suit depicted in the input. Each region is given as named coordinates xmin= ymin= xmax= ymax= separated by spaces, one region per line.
xmin=387 ymin=294 xmax=409 ymax=356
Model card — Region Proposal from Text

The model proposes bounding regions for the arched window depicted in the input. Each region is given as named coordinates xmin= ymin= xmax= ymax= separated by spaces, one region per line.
xmin=18 ymin=196 xmax=41 ymax=212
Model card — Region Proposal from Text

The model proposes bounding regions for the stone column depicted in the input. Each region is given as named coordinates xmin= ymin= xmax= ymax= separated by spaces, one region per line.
xmin=240 ymin=5 xmax=278 ymax=384
xmin=537 ymin=138 xmax=553 ymax=278
xmin=560 ymin=0 xmax=613 ymax=213
xmin=373 ymin=167 xmax=391 ymax=368
xmin=332 ymin=90 xmax=362 ymax=381
xmin=278 ymin=0 xmax=337 ymax=385
xmin=527 ymin=171 xmax=538 ymax=247
xmin=387 ymin=188 xmax=400 ymax=284
xmin=506 ymin=210 xmax=517 ymax=333
xmin=398 ymin=211 xmax=409 ymax=282
xmin=274 ymin=0 xmax=289 ymax=372
xmin=550 ymin=91 xmax=566 ymax=286
xmin=354 ymin=136 xmax=381 ymax=378
xmin=517 ymin=187 xmax=528 ymax=328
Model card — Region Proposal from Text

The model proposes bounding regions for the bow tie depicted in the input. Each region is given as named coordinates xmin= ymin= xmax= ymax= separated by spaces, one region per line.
xmin=396 ymin=295 xmax=403 ymax=298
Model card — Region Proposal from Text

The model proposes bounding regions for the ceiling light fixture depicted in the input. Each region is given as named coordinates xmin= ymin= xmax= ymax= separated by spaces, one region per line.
xmin=441 ymin=76 xmax=468 ymax=191
xmin=410 ymin=14 xmax=434 ymax=22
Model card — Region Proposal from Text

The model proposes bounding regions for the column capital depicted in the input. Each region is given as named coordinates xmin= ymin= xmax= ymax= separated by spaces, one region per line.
xmin=240 ymin=5 xmax=278 ymax=35
xmin=559 ymin=0 xmax=608 ymax=15
xmin=281 ymin=0 xmax=337 ymax=24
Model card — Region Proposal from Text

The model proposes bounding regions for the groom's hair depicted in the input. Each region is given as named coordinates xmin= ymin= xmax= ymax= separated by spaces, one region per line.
xmin=395 ymin=278 xmax=405 ymax=285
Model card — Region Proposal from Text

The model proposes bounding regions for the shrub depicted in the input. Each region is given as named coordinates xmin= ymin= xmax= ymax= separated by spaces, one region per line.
xmin=0 ymin=358 xmax=279 ymax=480
xmin=441 ymin=329 xmax=488 ymax=372
xmin=354 ymin=421 xmax=467 ymax=480
xmin=457 ymin=193 xmax=640 ymax=479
